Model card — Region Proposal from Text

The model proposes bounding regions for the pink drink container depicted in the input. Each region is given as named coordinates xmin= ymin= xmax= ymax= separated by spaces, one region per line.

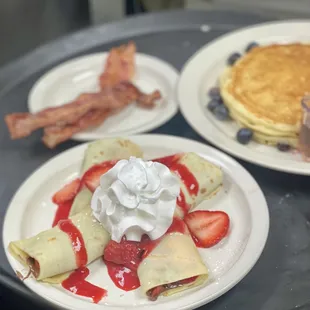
xmin=299 ymin=96 xmax=310 ymax=159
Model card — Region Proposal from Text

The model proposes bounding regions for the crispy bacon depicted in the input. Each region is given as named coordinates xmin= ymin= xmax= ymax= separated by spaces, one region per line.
xmin=5 ymin=92 xmax=99 ymax=139
xmin=42 ymin=110 xmax=111 ymax=148
xmin=41 ymin=88 xmax=161 ymax=148
xmin=99 ymin=41 xmax=136 ymax=88
xmin=6 ymin=82 xmax=143 ymax=140
xmin=5 ymin=41 xmax=162 ymax=147
xmin=137 ymin=90 xmax=161 ymax=109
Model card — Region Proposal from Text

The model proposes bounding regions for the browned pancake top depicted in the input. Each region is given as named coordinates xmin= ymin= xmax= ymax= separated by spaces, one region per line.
xmin=227 ymin=43 xmax=310 ymax=126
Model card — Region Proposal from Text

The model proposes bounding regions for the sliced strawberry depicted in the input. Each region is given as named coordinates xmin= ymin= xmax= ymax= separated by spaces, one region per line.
xmin=184 ymin=210 xmax=230 ymax=248
xmin=52 ymin=178 xmax=81 ymax=205
xmin=81 ymin=161 xmax=116 ymax=192
xmin=104 ymin=237 xmax=143 ymax=271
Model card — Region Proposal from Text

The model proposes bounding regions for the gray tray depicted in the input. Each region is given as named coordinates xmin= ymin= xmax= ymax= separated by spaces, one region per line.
xmin=1 ymin=9 xmax=309 ymax=310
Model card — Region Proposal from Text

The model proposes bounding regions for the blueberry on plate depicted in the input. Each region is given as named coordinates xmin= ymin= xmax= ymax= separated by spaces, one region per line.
xmin=207 ymin=99 xmax=222 ymax=112
xmin=277 ymin=143 xmax=291 ymax=152
xmin=208 ymin=87 xmax=222 ymax=101
xmin=214 ymin=105 xmax=229 ymax=120
xmin=236 ymin=128 xmax=253 ymax=145
xmin=245 ymin=42 xmax=259 ymax=52
xmin=227 ymin=52 xmax=241 ymax=66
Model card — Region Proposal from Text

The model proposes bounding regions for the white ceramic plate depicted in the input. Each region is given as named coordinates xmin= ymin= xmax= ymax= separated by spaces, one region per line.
xmin=3 ymin=134 xmax=269 ymax=310
xmin=28 ymin=53 xmax=179 ymax=139
xmin=178 ymin=20 xmax=310 ymax=175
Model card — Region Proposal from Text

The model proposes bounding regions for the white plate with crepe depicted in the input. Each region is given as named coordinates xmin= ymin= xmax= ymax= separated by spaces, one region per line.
xmin=28 ymin=52 xmax=179 ymax=140
xmin=178 ymin=20 xmax=310 ymax=175
xmin=2 ymin=135 xmax=269 ymax=310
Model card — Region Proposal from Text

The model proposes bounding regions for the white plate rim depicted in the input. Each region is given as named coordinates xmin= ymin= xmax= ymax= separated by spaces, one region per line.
xmin=28 ymin=53 xmax=180 ymax=140
xmin=177 ymin=20 xmax=310 ymax=175
xmin=2 ymin=134 xmax=269 ymax=310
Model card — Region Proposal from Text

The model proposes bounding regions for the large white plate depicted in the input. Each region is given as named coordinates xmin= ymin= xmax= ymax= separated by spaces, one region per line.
xmin=28 ymin=53 xmax=179 ymax=139
xmin=2 ymin=134 xmax=269 ymax=310
xmin=177 ymin=20 xmax=310 ymax=175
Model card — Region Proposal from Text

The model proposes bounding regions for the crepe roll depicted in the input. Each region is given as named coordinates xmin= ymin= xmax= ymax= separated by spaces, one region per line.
xmin=137 ymin=230 xmax=208 ymax=299
xmin=8 ymin=208 xmax=110 ymax=283
xmin=156 ymin=152 xmax=223 ymax=217
xmin=70 ymin=138 xmax=143 ymax=216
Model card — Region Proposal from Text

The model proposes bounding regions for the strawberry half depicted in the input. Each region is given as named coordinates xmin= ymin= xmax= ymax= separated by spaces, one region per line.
xmin=104 ymin=238 xmax=142 ymax=271
xmin=52 ymin=178 xmax=81 ymax=205
xmin=82 ymin=161 xmax=116 ymax=192
xmin=184 ymin=210 xmax=230 ymax=248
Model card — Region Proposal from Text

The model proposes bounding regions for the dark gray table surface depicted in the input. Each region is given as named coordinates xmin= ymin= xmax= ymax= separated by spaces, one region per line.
xmin=1 ymin=9 xmax=310 ymax=310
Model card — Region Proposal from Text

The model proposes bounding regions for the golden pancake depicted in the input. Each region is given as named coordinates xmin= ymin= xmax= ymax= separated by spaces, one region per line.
xmin=220 ymin=43 xmax=310 ymax=146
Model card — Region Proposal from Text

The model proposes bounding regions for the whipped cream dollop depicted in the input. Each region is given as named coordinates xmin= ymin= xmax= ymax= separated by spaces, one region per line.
xmin=91 ymin=157 xmax=180 ymax=242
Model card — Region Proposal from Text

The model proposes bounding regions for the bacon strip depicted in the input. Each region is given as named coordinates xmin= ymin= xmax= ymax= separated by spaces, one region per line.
xmin=99 ymin=41 xmax=136 ymax=88
xmin=5 ymin=41 xmax=162 ymax=147
xmin=5 ymin=82 xmax=142 ymax=140
xmin=5 ymin=93 xmax=97 ymax=139
xmin=137 ymin=90 xmax=161 ymax=109
xmin=42 ymin=110 xmax=111 ymax=148
xmin=42 ymin=89 xmax=161 ymax=148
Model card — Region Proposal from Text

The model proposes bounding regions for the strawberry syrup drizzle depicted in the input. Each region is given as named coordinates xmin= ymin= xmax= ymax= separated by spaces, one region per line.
xmin=52 ymin=200 xmax=73 ymax=227
xmin=61 ymin=267 xmax=107 ymax=304
xmin=58 ymin=219 xmax=88 ymax=267
xmin=104 ymin=260 xmax=140 ymax=291
xmin=154 ymin=154 xmax=199 ymax=216
xmin=176 ymin=191 xmax=191 ymax=216
xmin=153 ymin=154 xmax=181 ymax=166
xmin=52 ymin=160 xmax=118 ymax=303
xmin=58 ymin=219 xmax=107 ymax=303
xmin=170 ymin=163 xmax=199 ymax=196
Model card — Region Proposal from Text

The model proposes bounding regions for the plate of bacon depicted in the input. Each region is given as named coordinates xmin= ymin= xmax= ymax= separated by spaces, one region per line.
xmin=3 ymin=135 xmax=269 ymax=310
xmin=5 ymin=42 xmax=179 ymax=148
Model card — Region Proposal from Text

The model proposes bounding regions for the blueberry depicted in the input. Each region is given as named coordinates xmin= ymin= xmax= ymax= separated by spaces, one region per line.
xmin=277 ymin=143 xmax=291 ymax=152
xmin=227 ymin=52 xmax=241 ymax=66
xmin=214 ymin=105 xmax=229 ymax=120
xmin=207 ymin=99 xmax=221 ymax=112
xmin=245 ymin=42 xmax=259 ymax=52
xmin=236 ymin=128 xmax=253 ymax=145
xmin=208 ymin=87 xmax=222 ymax=100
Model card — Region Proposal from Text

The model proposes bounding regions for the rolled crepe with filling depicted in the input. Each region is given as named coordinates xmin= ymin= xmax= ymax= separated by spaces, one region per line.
xmin=179 ymin=152 xmax=223 ymax=209
xmin=137 ymin=231 xmax=208 ymax=299
xmin=137 ymin=154 xmax=222 ymax=299
xmin=158 ymin=152 xmax=223 ymax=217
xmin=9 ymin=138 xmax=142 ymax=283
xmin=9 ymin=208 xmax=110 ymax=283
xmin=70 ymin=138 xmax=143 ymax=216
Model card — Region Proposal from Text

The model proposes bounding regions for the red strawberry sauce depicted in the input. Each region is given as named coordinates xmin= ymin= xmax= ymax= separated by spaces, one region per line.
xmin=104 ymin=217 xmax=188 ymax=291
xmin=58 ymin=219 xmax=107 ymax=303
xmin=52 ymin=200 xmax=73 ymax=227
xmin=52 ymin=155 xmax=201 ymax=298
xmin=154 ymin=154 xmax=199 ymax=215
xmin=62 ymin=267 xmax=107 ymax=303
xmin=104 ymin=261 xmax=140 ymax=291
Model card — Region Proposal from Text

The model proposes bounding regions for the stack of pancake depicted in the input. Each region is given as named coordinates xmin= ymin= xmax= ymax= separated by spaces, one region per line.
xmin=220 ymin=43 xmax=310 ymax=147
